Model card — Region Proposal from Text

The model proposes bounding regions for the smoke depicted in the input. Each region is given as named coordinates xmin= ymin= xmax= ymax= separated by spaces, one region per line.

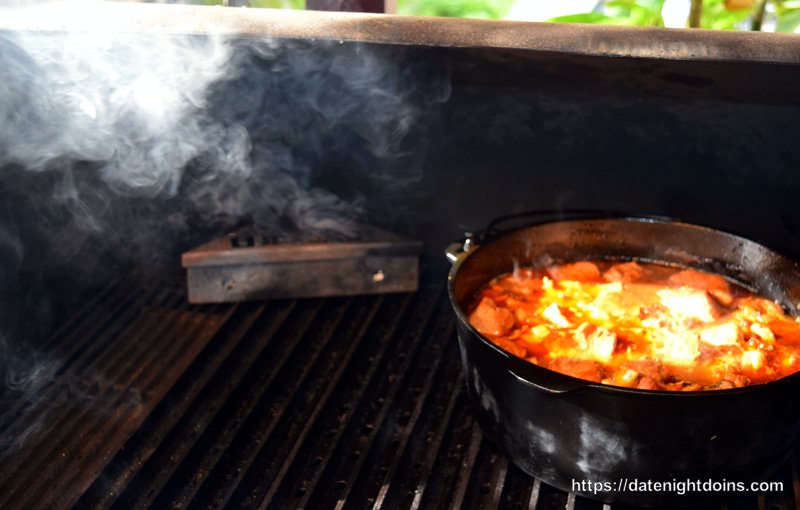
xmin=0 ymin=4 xmax=451 ymax=438
xmin=0 ymin=18 xmax=449 ymax=253
xmin=0 ymin=30 xmax=246 ymax=196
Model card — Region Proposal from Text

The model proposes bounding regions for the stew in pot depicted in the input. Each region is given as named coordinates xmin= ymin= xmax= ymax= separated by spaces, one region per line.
xmin=468 ymin=260 xmax=800 ymax=391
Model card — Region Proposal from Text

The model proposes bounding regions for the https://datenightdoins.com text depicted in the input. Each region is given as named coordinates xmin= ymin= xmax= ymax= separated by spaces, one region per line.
xmin=572 ymin=478 xmax=784 ymax=496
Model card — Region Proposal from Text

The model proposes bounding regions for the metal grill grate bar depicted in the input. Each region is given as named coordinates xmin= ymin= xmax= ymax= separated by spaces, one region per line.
xmin=327 ymin=293 xmax=456 ymax=509
xmin=367 ymin=357 xmax=461 ymax=509
xmin=450 ymin=423 xmax=485 ymax=509
xmin=529 ymin=479 xmax=543 ymax=510
xmin=288 ymin=294 xmax=419 ymax=509
xmin=460 ymin=449 xmax=509 ymax=510
xmin=0 ymin=289 xmax=237 ymax=510
xmin=22 ymin=298 xmax=233 ymax=510
xmin=76 ymin=301 xmax=275 ymax=509
xmin=0 ymin=290 xmax=180 ymax=503
xmin=411 ymin=390 xmax=478 ymax=509
xmin=365 ymin=330 xmax=464 ymax=509
xmin=255 ymin=296 xmax=390 ymax=508
xmin=498 ymin=461 xmax=539 ymax=509
xmin=119 ymin=298 xmax=337 ymax=510
xmin=1 ymin=292 xmax=189 ymax=505
xmin=186 ymin=297 xmax=369 ymax=510
xmin=299 ymin=289 xmax=450 ymax=508
xmin=145 ymin=298 xmax=329 ymax=509
xmin=34 ymin=283 xmax=121 ymax=353
xmin=0 ymin=286 xmax=153 ymax=444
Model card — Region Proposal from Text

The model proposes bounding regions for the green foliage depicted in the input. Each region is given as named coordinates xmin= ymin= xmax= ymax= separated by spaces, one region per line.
xmin=397 ymin=0 xmax=514 ymax=19
xmin=549 ymin=12 xmax=620 ymax=24
xmin=549 ymin=0 xmax=800 ymax=31
xmin=700 ymin=0 xmax=751 ymax=29
xmin=251 ymin=0 xmax=305 ymax=8
xmin=550 ymin=0 xmax=666 ymax=26
xmin=606 ymin=0 xmax=666 ymax=25
xmin=174 ymin=0 xmax=800 ymax=32
xmin=775 ymin=0 xmax=800 ymax=31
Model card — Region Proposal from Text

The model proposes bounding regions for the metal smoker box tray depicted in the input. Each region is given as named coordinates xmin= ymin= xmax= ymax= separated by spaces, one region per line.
xmin=181 ymin=225 xmax=422 ymax=303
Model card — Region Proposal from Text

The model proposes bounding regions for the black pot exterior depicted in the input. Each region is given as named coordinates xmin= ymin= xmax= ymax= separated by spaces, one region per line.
xmin=448 ymin=217 xmax=800 ymax=507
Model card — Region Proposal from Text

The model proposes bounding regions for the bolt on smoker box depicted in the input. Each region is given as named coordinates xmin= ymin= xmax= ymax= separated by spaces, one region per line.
xmin=181 ymin=225 xmax=422 ymax=303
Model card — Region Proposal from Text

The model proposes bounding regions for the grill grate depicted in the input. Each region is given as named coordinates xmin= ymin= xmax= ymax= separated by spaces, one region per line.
xmin=0 ymin=265 xmax=797 ymax=509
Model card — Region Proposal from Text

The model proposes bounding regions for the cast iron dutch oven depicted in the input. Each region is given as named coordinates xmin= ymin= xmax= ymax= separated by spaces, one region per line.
xmin=446 ymin=212 xmax=800 ymax=507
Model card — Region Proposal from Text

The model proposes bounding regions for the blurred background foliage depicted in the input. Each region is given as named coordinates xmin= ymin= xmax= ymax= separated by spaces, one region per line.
xmin=194 ymin=0 xmax=800 ymax=32
xmin=549 ymin=0 xmax=669 ymax=26
xmin=401 ymin=0 xmax=800 ymax=31
xmin=396 ymin=0 xmax=515 ymax=19
xmin=255 ymin=0 xmax=304 ymax=6
xmin=548 ymin=0 xmax=799 ymax=31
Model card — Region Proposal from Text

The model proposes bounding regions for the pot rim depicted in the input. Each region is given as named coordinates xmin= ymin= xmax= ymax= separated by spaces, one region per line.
xmin=446 ymin=214 xmax=800 ymax=397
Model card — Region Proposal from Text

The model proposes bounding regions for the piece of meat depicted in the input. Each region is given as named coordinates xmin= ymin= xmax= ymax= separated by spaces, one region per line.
xmin=574 ymin=323 xmax=617 ymax=362
xmin=658 ymin=330 xmax=701 ymax=365
xmin=468 ymin=297 xmax=515 ymax=336
xmin=546 ymin=261 xmax=602 ymax=282
xmin=749 ymin=323 xmax=775 ymax=343
xmin=741 ymin=350 xmax=765 ymax=370
xmin=498 ymin=271 xmax=543 ymax=295
xmin=493 ymin=338 xmax=527 ymax=358
xmin=622 ymin=359 xmax=671 ymax=384
xmin=550 ymin=357 xmax=605 ymax=382
xmin=617 ymin=368 xmax=640 ymax=386
xmin=657 ymin=287 xmax=719 ymax=323
xmin=699 ymin=321 xmax=741 ymax=347
xmin=707 ymin=374 xmax=749 ymax=390
xmin=668 ymin=268 xmax=729 ymax=292
xmin=739 ymin=296 xmax=788 ymax=322
xmin=618 ymin=359 xmax=675 ymax=390
xmin=530 ymin=324 xmax=550 ymax=340
xmin=665 ymin=382 xmax=702 ymax=392
xmin=520 ymin=324 xmax=551 ymax=348
xmin=636 ymin=376 xmax=662 ymax=390
xmin=542 ymin=303 xmax=571 ymax=328
xmin=603 ymin=261 xmax=646 ymax=283
xmin=668 ymin=268 xmax=733 ymax=305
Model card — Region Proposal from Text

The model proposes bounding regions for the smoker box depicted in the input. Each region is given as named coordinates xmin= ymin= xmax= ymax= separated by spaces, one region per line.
xmin=181 ymin=225 xmax=421 ymax=303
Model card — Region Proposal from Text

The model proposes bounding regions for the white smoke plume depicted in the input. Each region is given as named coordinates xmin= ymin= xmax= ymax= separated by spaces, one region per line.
xmin=2 ymin=29 xmax=250 ymax=196
xmin=0 ymin=4 xmax=451 ymax=445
